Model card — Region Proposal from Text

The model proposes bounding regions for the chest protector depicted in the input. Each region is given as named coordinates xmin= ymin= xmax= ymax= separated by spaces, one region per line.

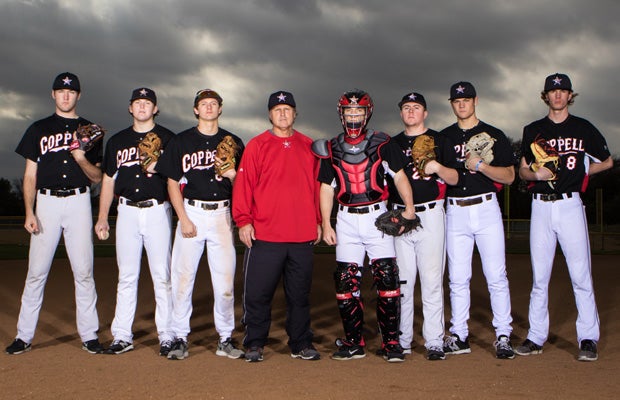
xmin=331 ymin=130 xmax=389 ymax=205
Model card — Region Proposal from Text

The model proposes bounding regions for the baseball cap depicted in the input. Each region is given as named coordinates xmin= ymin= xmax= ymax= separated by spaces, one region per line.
xmin=398 ymin=92 xmax=427 ymax=109
xmin=130 ymin=87 xmax=157 ymax=105
xmin=268 ymin=91 xmax=296 ymax=110
xmin=449 ymin=81 xmax=476 ymax=100
xmin=52 ymin=72 xmax=80 ymax=92
xmin=194 ymin=89 xmax=223 ymax=107
xmin=544 ymin=73 xmax=572 ymax=92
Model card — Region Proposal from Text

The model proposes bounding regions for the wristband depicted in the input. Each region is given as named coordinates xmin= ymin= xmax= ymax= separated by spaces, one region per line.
xmin=474 ymin=159 xmax=484 ymax=171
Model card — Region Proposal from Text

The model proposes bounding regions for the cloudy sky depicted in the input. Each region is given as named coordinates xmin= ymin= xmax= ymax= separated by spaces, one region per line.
xmin=1 ymin=0 xmax=618 ymax=182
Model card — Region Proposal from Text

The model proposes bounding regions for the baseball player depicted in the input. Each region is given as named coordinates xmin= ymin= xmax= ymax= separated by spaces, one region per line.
xmin=7 ymin=72 xmax=104 ymax=355
xmin=155 ymin=89 xmax=245 ymax=361
xmin=516 ymin=73 xmax=612 ymax=361
xmin=313 ymin=89 xmax=417 ymax=363
xmin=94 ymin=88 xmax=175 ymax=356
xmin=387 ymin=92 xmax=458 ymax=360
xmin=440 ymin=81 xmax=516 ymax=359
xmin=233 ymin=91 xmax=321 ymax=363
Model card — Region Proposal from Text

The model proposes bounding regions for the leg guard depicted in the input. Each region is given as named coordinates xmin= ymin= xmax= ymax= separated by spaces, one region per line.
xmin=371 ymin=258 xmax=401 ymax=345
xmin=334 ymin=262 xmax=364 ymax=345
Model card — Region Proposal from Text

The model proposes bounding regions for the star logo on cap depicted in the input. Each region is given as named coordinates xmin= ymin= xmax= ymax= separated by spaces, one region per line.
xmin=456 ymin=85 xmax=465 ymax=94
xmin=553 ymin=76 xmax=562 ymax=86
xmin=408 ymin=93 xmax=417 ymax=101
xmin=349 ymin=96 xmax=359 ymax=104
xmin=277 ymin=93 xmax=287 ymax=102
xmin=62 ymin=76 xmax=72 ymax=86
xmin=140 ymin=88 xmax=148 ymax=96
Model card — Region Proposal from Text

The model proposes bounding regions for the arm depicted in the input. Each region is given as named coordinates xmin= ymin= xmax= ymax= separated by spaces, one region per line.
xmin=518 ymin=156 xmax=552 ymax=181
xmin=319 ymin=183 xmax=337 ymax=246
xmin=167 ymin=178 xmax=197 ymax=238
xmin=424 ymin=160 xmax=459 ymax=185
xmin=94 ymin=174 xmax=115 ymax=239
xmin=588 ymin=156 xmax=613 ymax=176
xmin=71 ymin=149 xmax=103 ymax=184
xmin=392 ymin=169 xmax=416 ymax=220
xmin=466 ymin=155 xmax=515 ymax=185
xmin=22 ymin=159 xmax=39 ymax=234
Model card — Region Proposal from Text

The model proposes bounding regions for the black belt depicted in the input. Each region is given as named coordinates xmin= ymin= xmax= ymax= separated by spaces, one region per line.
xmin=448 ymin=193 xmax=493 ymax=207
xmin=394 ymin=201 xmax=439 ymax=213
xmin=533 ymin=192 xmax=573 ymax=202
xmin=339 ymin=203 xmax=381 ymax=214
xmin=188 ymin=199 xmax=230 ymax=210
xmin=119 ymin=197 xmax=164 ymax=208
xmin=39 ymin=187 xmax=87 ymax=197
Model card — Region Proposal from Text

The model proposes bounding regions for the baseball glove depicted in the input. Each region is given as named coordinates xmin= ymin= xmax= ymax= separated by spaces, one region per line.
xmin=465 ymin=132 xmax=496 ymax=167
xmin=69 ymin=123 xmax=105 ymax=152
xmin=215 ymin=135 xmax=240 ymax=176
xmin=138 ymin=132 xmax=162 ymax=172
xmin=411 ymin=134 xmax=436 ymax=178
xmin=374 ymin=209 xmax=422 ymax=237
xmin=530 ymin=135 xmax=560 ymax=180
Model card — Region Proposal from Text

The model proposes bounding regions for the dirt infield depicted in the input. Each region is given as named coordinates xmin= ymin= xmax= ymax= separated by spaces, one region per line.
xmin=1 ymin=253 xmax=618 ymax=399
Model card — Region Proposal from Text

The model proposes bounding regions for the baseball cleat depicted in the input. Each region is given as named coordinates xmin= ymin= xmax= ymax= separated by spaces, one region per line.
xmin=443 ymin=334 xmax=471 ymax=355
xmin=82 ymin=339 xmax=104 ymax=354
xmin=245 ymin=346 xmax=264 ymax=363
xmin=104 ymin=340 xmax=134 ymax=355
xmin=577 ymin=340 xmax=598 ymax=362
xmin=167 ymin=339 xmax=189 ymax=360
xmin=494 ymin=335 xmax=515 ymax=359
xmin=216 ymin=337 xmax=245 ymax=359
xmin=381 ymin=343 xmax=405 ymax=363
xmin=291 ymin=345 xmax=320 ymax=361
xmin=426 ymin=345 xmax=446 ymax=361
xmin=332 ymin=339 xmax=366 ymax=361
xmin=514 ymin=339 xmax=543 ymax=356
xmin=159 ymin=340 xmax=173 ymax=357
xmin=6 ymin=338 xmax=32 ymax=355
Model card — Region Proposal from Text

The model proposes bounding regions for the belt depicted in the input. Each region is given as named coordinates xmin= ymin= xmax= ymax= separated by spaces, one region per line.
xmin=448 ymin=193 xmax=493 ymax=207
xmin=39 ymin=187 xmax=87 ymax=197
xmin=339 ymin=203 xmax=382 ymax=214
xmin=188 ymin=199 xmax=230 ymax=210
xmin=119 ymin=197 xmax=164 ymax=208
xmin=394 ymin=201 xmax=439 ymax=213
xmin=533 ymin=192 xmax=574 ymax=202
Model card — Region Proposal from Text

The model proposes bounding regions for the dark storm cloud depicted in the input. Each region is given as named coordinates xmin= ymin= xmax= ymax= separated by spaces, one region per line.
xmin=1 ymin=0 xmax=618 ymax=181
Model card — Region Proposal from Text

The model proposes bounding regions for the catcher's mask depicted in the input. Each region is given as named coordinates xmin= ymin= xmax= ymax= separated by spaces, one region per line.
xmin=338 ymin=89 xmax=373 ymax=139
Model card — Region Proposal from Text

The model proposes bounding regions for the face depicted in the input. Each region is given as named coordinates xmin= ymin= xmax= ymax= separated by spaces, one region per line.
xmin=450 ymin=97 xmax=477 ymax=120
xmin=52 ymin=89 xmax=80 ymax=113
xmin=343 ymin=107 xmax=366 ymax=122
xmin=269 ymin=104 xmax=296 ymax=130
xmin=194 ymin=98 xmax=222 ymax=121
xmin=129 ymin=99 xmax=158 ymax=122
xmin=545 ymin=89 xmax=572 ymax=111
xmin=400 ymin=103 xmax=427 ymax=127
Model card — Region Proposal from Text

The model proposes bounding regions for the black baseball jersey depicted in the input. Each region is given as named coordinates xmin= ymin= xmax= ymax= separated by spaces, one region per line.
xmin=521 ymin=115 xmax=610 ymax=194
xmin=155 ymin=127 xmax=244 ymax=201
xmin=317 ymin=130 xmax=409 ymax=206
xmin=440 ymin=121 xmax=516 ymax=198
xmin=102 ymin=124 xmax=175 ymax=202
xmin=388 ymin=129 xmax=459 ymax=205
xmin=15 ymin=113 xmax=103 ymax=189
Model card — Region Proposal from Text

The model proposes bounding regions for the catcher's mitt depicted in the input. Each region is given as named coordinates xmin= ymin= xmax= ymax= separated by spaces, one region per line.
xmin=374 ymin=209 xmax=422 ymax=237
xmin=530 ymin=135 xmax=560 ymax=180
xmin=465 ymin=132 xmax=496 ymax=167
xmin=138 ymin=132 xmax=162 ymax=172
xmin=411 ymin=134 xmax=436 ymax=178
xmin=215 ymin=135 xmax=239 ymax=176
xmin=69 ymin=123 xmax=105 ymax=152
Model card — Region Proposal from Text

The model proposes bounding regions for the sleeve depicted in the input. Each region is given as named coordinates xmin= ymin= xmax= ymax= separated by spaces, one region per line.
xmin=15 ymin=123 xmax=40 ymax=161
xmin=585 ymin=123 xmax=611 ymax=162
xmin=520 ymin=126 xmax=535 ymax=164
xmin=437 ymin=134 xmax=460 ymax=169
xmin=381 ymin=140 xmax=408 ymax=172
xmin=317 ymin=157 xmax=335 ymax=184
xmin=154 ymin=135 xmax=182 ymax=181
xmin=490 ymin=129 xmax=516 ymax=167
xmin=231 ymin=140 xmax=257 ymax=228
xmin=101 ymin=136 xmax=118 ymax=178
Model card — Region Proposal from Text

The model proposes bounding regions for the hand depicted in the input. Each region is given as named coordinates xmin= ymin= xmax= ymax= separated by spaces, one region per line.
xmin=533 ymin=165 xmax=555 ymax=181
xmin=401 ymin=207 xmax=416 ymax=221
xmin=423 ymin=159 xmax=440 ymax=176
xmin=180 ymin=218 xmax=197 ymax=238
xmin=465 ymin=154 xmax=483 ymax=171
xmin=322 ymin=224 xmax=337 ymax=246
xmin=94 ymin=219 xmax=110 ymax=240
xmin=314 ymin=225 xmax=322 ymax=245
xmin=215 ymin=156 xmax=236 ymax=181
xmin=239 ymin=224 xmax=256 ymax=248
xmin=24 ymin=214 xmax=39 ymax=234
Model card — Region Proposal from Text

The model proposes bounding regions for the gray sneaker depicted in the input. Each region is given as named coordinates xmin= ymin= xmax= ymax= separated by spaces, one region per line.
xmin=245 ymin=346 xmax=264 ymax=363
xmin=515 ymin=339 xmax=543 ymax=356
xmin=104 ymin=340 xmax=134 ymax=355
xmin=577 ymin=339 xmax=598 ymax=362
xmin=167 ymin=339 xmax=189 ymax=360
xmin=291 ymin=345 xmax=320 ymax=360
xmin=216 ymin=337 xmax=244 ymax=359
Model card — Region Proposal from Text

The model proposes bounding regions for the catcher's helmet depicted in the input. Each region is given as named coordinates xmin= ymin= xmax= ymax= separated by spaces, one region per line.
xmin=338 ymin=89 xmax=373 ymax=138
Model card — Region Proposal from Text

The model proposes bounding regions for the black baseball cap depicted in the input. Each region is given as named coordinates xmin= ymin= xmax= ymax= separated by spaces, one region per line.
xmin=130 ymin=87 xmax=157 ymax=105
xmin=449 ymin=81 xmax=476 ymax=100
xmin=268 ymin=91 xmax=296 ymax=110
xmin=194 ymin=89 xmax=223 ymax=107
xmin=52 ymin=72 xmax=80 ymax=92
xmin=544 ymin=73 xmax=572 ymax=92
xmin=398 ymin=92 xmax=427 ymax=109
